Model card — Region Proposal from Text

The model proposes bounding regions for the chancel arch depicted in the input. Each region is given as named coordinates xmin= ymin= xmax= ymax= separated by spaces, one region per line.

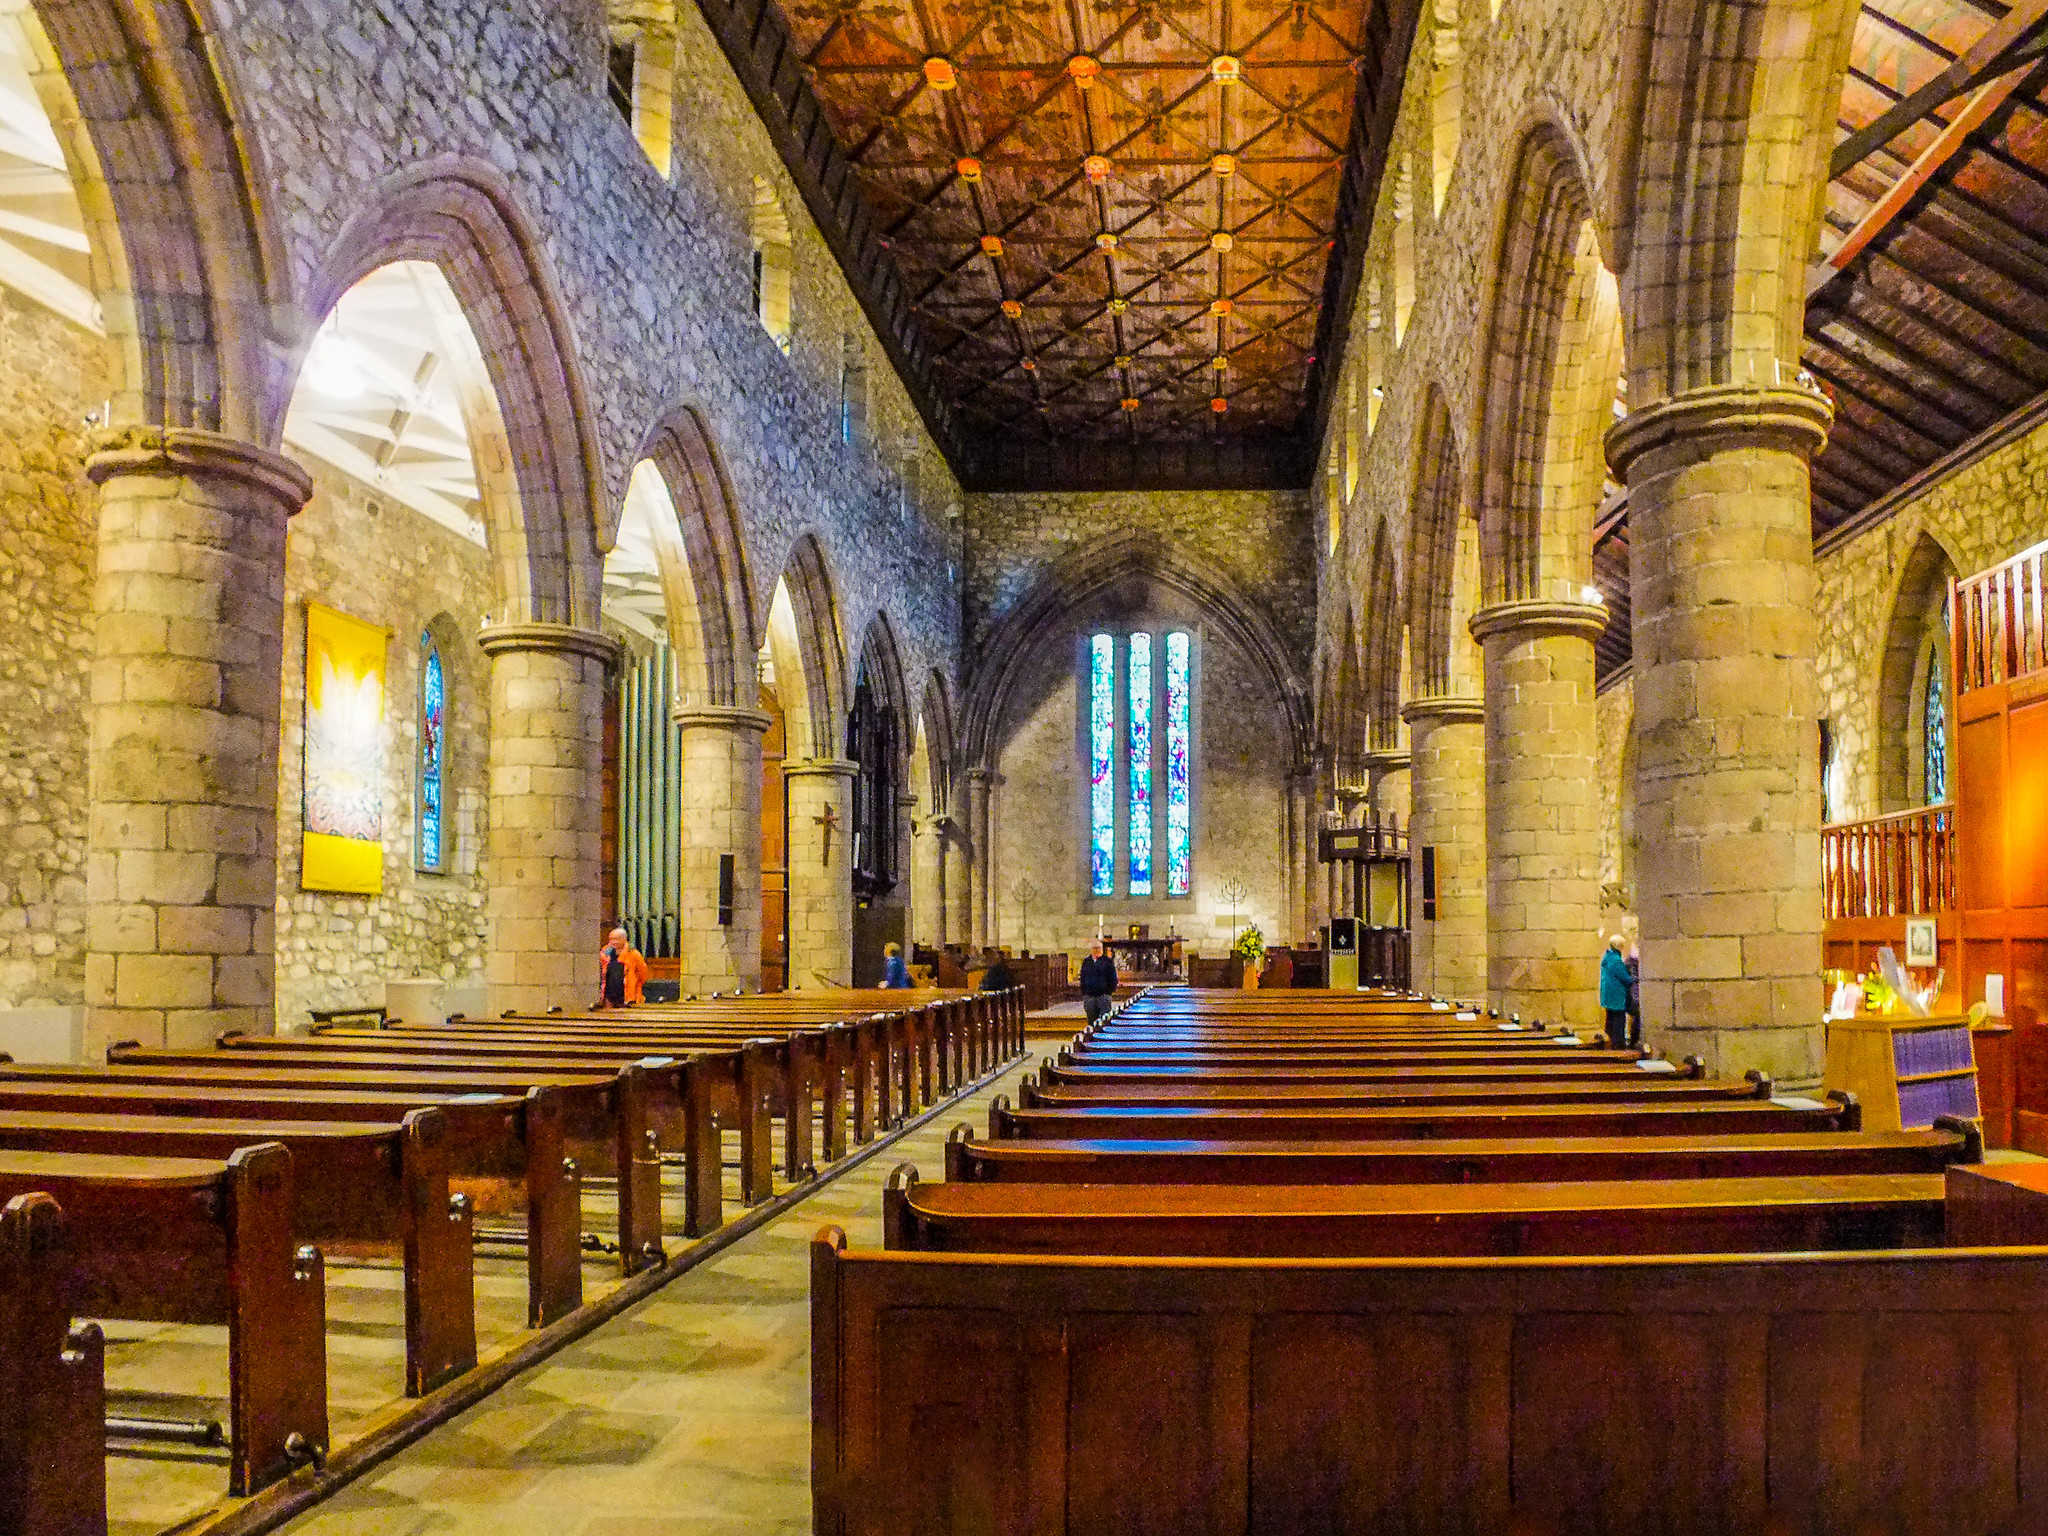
xmin=847 ymin=611 xmax=911 ymax=982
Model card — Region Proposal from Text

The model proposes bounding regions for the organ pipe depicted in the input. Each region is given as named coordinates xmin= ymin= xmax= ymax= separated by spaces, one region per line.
xmin=616 ymin=642 xmax=683 ymax=958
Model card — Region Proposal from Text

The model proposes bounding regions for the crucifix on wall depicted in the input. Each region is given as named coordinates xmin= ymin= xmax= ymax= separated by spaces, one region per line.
xmin=814 ymin=803 xmax=840 ymax=867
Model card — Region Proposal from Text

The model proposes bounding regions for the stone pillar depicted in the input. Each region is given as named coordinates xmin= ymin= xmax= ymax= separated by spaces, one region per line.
xmin=1607 ymin=383 xmax=1832 ymax=1080
xmin=674 ymin=705 xmax=770 ymax=994
xmin=965 ymin=767 xmax=996 ymax=948
xmin=1468 ymin=601 xmax=1607 ymax=1028
xmin=82 ymin=428 xmax=311 ymax=1053
xmin=917 ymin=814 xmax=951 ymax=948
xmin=1286 ymin=772 xmax=1317 ymax=944
xmin=1364 ymin=749 xmax=1411 ymax=825
xmin=943 ymin=812 xmax=972 ymax=950
xmin=1403 ymin=696 xmax=1487 ymax=1003
xmin=478 ymin=623 xmax=619 ymax=1014
xmin=783 ymin=758 xmax=856 ymax=988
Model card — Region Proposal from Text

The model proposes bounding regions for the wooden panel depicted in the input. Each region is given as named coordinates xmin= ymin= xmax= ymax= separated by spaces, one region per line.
xmin=1066 ymin=1313 xmax=1245 ymax=1536
xmin=869 ymin=1308 xmax=1031 ymax=1534
xmin=1511 ymin=1312 xmax=1766 ymax=1530
xmin=1248 ymin=1313 xmax=1508 ymax=1535
xmin=2012 ymin=696 xmax=2048 ymax=910
xmin=1958 ymin=709 xmax=2006 ymax=910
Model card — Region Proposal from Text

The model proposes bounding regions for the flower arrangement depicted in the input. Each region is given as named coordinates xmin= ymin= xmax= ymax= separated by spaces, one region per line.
xmin=1232 ymin=925 xmax=1265 ymax=966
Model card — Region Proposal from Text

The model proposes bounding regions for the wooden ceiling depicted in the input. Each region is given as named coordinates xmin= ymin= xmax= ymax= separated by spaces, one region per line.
xmin=699 ymin=0 xmax=1420 ymax=487
xmin=1595 ymin=0 xmax=2048 ymax=686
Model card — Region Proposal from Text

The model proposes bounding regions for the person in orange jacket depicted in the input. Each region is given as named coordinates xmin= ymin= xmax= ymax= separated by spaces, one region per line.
xmin=598 ymin=927 xmax=649 ymax=1007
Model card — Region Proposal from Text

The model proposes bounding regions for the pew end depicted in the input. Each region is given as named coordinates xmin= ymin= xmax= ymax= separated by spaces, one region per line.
xmin=1683 ymin=1054 xmax=1706 ymax=1078
xmin=0 ymin=1192 xmax=107 ymax=1536
xmin=944 ymin=1125 xmax=976 ymax=1182
xmin=881 ymin=1164 xmax=920 ymax=1249
xmin=1827 ymin=1088 xmax=1863 ymax=1132
xmin=988 ymin=1094 xmax=1012 ymax=1140
xmin=1746 ymin=1069 xmax=1775 ymax=1100
xmin=104 ymin=1040 xmax=140 ymax=1064
xmin=1933 ymin=1112 xmax=1984 ymax=1163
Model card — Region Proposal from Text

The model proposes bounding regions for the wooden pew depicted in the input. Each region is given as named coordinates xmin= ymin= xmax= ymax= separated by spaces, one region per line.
xmin=943 ymin=1122 xmax=1981 ymax=1185
xmin=0 ymin=1146 xmax=325 ymax=1496
xmin=0 ymin=1079 xmax=582 ymax=1327
xmin=1014 ymin=1076 xmax=1767 ymax=1111
xmin=0 ymin=1108 xmax=473 ymax=1395
xmin=18 ymin=1057 xmax=666 ymax=1274
xmin=1042 ymin=1057 xmax=1701 ymax=1084
xmin=813 ymin=1231 xmax=2048 ymax=1535
xmin=988 ymin=1092 xmax=1861 ymax=1141
xmin=0 ymin=1193 xmax=105 ymax=1536
xmin=879 ymin=1167 xmax=1951 ymax=1256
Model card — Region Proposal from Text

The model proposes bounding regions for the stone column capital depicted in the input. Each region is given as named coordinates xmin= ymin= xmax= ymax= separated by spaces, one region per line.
xmin=964 ymin=765 xmax=1001 ymax=788
xmin=1335 ymin=784 xmax=1370 ymax=807
xmin=1605 ymin=381 xmax=1832 ymax=479
xmin=1468 ymin=599 xmax=1609 ymax=647
xmin=1401 ymin=694 xmax=1485 ymax=727
xmin=1362 ymin=749 xmax=1412 ymax=774
xmin=783 ymin=756 xmax=860 ymax=781
xmin=477 ymin=622 xmax=624 ymax=670
xmin=85 ymin=424 xmax=313 ymax=513
xmin=674 ymin=704 xmax=773 ymax=735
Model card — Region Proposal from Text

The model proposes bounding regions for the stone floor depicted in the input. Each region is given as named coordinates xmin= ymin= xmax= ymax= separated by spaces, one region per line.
xmin=255 ymin=1057 xmax=1033 ymax=1536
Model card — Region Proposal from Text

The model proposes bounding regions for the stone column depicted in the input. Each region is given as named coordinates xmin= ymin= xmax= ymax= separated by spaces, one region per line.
xmin=965 ymin=767 xmax=996 ymax=948
xmin=783 ymin=758 xmax=856 ymax=987
xmin=478 ymin=623 xmax=619 ymax=1015
xmin=1403 ymin=696 xmax=1487 ymax=1003
xmin=1364 ymin=749 xmax=1411 ymax=825
xmin=1607 ymin=383 xmax=1832 ymax=1080
xmin=674 ymin=705 xmax=770 ymax=994
xmin=83 ymin=427 xmax=311 ymax=1053
xmin=918 ymin=813 xmax=952 ymax=948
xmin=1286 ymin=772 xmax=1317 ymax=944
xmin=943 ymin=812 xmax=971 ymax=950
xmin=1468 ymin=600 xmax=1607 ymax=1028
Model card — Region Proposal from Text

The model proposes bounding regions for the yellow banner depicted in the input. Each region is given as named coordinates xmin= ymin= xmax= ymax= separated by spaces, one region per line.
xmin=302 ymin=601 xmax=388 ymax=895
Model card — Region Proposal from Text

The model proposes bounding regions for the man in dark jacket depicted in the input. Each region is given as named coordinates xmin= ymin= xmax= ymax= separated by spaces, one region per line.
xmin=1079 ymin=939 xmax=1118 ymax=1024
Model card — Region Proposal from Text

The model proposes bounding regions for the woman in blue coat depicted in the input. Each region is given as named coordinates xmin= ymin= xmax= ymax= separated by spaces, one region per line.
xmin=1599 ymin=934 xmax=1633 ymax=1050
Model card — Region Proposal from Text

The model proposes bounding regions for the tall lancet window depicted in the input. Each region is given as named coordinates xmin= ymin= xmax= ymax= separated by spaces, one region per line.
xmin=1085 ymin=630 xmax=1195 ymax=899
xmin=1925 ymin=644 xmax=1948 ymax=805
xmin=416 ymin=632 xmax=446 ymax=872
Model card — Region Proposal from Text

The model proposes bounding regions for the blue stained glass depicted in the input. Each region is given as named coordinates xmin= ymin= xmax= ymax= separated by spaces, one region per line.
xmin=1089 ymin=634 xmax=1115 ymax=896
xmin=418 ymin=635 xmax=445 ymax=871
xmin=1165 ymin=631 xmax=1191 ymax=897
xmin=1925 ymin=650 xmax=1948 ymax=804
xmin=1128 ymin=633 xmax=1153 ymax=896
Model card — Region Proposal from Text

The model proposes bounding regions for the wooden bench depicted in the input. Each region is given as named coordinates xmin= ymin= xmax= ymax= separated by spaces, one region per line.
xmin=989 ymin=1092 xmax=1861 ymax=1141
xmin=1043 ymin=1057 xmax=1700 ymax=1084
xmin=943 ymin=1122 xmax=1981 ymax=1185
xmin=0 ymin=1193 xmax=105 ymax=1536
xmin=0 ymin=1079 xmax=582 ymax=1327
xmin=27 ymin=1056 xmax=666 ymax=1273
xmin=0 ymin=1108 xmax=474 ymax=1395
xmin=812 ymin=1232 xmax=2048 ymax=1534
xmin=1014 ymin=1076 xmax=1767 ymax=1111
xmin=879 ymin=1167 xmax=1951 ymax=1256
xmin=0 ymin=1146 xmax=325 ymax=1496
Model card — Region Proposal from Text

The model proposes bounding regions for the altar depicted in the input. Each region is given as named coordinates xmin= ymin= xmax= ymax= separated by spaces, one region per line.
xmin=1106 ymin=936 xmax=1184 ymax=980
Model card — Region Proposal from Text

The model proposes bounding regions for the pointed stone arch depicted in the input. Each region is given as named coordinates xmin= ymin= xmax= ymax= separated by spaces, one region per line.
xmin=918 ymin=670 xmax=957 ymax=812
xmin=1876 ymin=529 xmax=1962 ymax=814
xmin=1361 ymin=521 xmax=1404 ymax=750
xmin=1406 ymin=384 xmax=1468 ymax=697
xmin=960 ymin=530 xmax=1312 ymax=773
xmin=30 ymin=0 xmax=285 ymax=437
xmin=294 ymin=157 xmax=606 ymax=629
xmin=635 ymin=405 xmax=759 ymax=710
xmin=764 ymin=531 xmax=848 ymax=762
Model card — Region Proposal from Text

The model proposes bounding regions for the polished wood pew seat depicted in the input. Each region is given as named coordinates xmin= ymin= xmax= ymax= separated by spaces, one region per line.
xmin=8 ymin=1058 xmax=665 ymax=1273
xmin=1066 ymin=1045 xmax=1651 ymax=1067
xmin=1042 ymin=1058 xmax=1698 ymax=1084
xmin=0 ymin=1146 xmax=324 ymax=1496
xmin=813 ymin=1233 xmax=2048 ymax=1535
xmin=0 ymin=1108 xmax=474 ymax=1395
xmin=0 ymin=1193 xmax=104 ymax=1536
xmin=943 ymin=1124 xmax=1979 ymax=1185
xmin=989 ymin=1093 xmax=1859 ymax=1141
xmin=1017 ymin=1076 xmax=1765 ymax=1110
xmin=0 ymin=1079 xmax=582 ymax=1326
xmin=880 ymin=1169 xmax=1950 ymax=1256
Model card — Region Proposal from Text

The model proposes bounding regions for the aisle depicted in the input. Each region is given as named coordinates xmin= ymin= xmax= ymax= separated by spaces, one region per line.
xmin=275 ymin=1057 xmax=1034 ymax=1536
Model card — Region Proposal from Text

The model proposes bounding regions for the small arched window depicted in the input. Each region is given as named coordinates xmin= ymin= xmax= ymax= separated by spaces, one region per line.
xmin=417 ymin=632 xmax=446 ymax=872
xmin=1924 ymin=632 xmax=1948 ymax=805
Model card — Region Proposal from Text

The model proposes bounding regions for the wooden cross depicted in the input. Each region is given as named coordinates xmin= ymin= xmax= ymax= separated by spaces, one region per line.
xmin=814 ymin=804 xmax=841 ymax=867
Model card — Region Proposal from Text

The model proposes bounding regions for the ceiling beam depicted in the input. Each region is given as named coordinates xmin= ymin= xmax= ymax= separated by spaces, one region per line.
xmin=1832 ymin=0 xmax=2048 ymax=177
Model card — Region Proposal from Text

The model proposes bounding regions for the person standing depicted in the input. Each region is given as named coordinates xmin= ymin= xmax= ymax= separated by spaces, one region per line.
xmin=880 ymin=941 xmax=912 ymax=989
xmin=1625 ymin=940 xmax=1643 ymax=1049
xmin=597 ymin=927 xmax=649 ymax=1009
xmin=1079 ymin=938 xmax=1118 ymax=1025
xmin=1599 ymin=933 xmax=1632 ymax=1050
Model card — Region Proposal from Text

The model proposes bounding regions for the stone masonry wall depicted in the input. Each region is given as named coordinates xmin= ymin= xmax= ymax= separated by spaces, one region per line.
xmin=1596 ymin=673 xmax=1635 ymax=931
xmin=0 ymin=292 xmax=108 ymax=1008
xmin=274 ymin=463 xmax=495 ymax=1028
xmin=1815 ymin=422 xmax=2048 ymax=823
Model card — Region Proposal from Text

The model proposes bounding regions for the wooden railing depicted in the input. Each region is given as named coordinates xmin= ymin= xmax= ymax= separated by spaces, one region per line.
xmin=1822 ymin=804 xmax=1955 ymax=920
xmin=1955 ymin=535 xmax=2048 ymax=692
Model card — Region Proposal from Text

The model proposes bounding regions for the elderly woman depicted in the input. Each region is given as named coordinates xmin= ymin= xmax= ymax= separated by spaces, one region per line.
xmin=1599 ymin=933 xmax=1633 ymax=1050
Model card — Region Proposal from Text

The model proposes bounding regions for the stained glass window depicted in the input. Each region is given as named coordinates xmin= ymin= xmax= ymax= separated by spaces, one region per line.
xmin=1165 ymin=631 xmax=1191 ymax=897
xmin=1128 ymin=632 xmax=1153 ymax=895
xmin=417 ymin=633 xmax=445 ymax=872
xmin=1925 ymin=647 xmax=1948 ymax=804
xmin=1089 ymin=634 xmax=1115 ymax=896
